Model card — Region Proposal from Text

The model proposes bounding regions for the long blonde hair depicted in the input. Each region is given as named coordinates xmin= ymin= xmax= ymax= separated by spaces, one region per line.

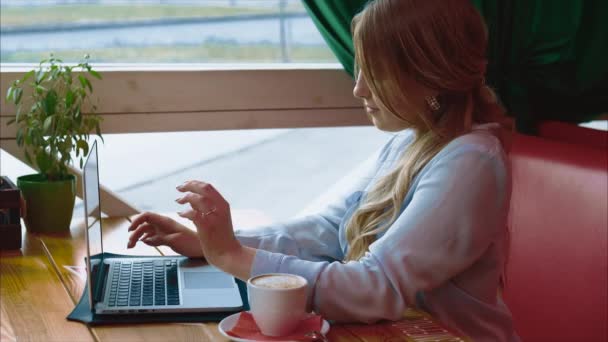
xmin=344 ymin=0 xmax=512 ymax=261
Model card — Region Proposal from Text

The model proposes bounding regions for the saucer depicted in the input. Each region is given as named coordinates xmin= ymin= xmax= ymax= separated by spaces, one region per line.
xmin=218 ymin=312 xmax=330 ymax=342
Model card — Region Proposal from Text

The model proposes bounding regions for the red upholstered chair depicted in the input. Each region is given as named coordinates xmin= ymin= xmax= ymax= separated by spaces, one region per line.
xmin=538 ymin=120 xmax=607 ymax=149
xmin=504 ymin=133 xmax=608 ymax=342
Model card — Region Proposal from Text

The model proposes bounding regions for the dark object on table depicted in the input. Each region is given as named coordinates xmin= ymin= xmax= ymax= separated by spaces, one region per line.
xmin=0 ymin=176 xmax=22 ymax=250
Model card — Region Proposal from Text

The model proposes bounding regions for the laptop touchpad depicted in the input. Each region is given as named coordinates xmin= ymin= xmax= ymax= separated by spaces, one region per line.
xmin=184 ymin=272 xmax=234 ymax=289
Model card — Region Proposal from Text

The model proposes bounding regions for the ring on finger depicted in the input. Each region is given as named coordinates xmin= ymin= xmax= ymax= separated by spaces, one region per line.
xmin=198 ymin=207 xmax=217 ymax=218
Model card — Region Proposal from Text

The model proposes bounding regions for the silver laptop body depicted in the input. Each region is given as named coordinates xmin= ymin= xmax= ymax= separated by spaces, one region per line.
xmin=83 ymin=141 xmax=243 ymax=314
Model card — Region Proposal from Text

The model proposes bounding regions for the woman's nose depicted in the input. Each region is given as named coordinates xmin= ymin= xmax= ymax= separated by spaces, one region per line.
xmin=353 ymin=72 xmax=370 ymax=99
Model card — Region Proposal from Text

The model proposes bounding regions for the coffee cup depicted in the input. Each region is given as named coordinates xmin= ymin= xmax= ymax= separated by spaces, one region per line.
xmin=247 ymin=273 xmax=308 ymax=336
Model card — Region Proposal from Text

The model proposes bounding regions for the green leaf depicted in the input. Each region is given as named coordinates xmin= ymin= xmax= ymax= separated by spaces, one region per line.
xmin=78 ymin=75 xmax=92 ymax=92
xmin=65 ymin=89 xmax=75 ymax=108
xmin=89 ymin=69 xmax=102 ymax=80
xmin=20 ymin=70 xmax=34 ymax=83
xmin=75 ymin=108 xmax=82 ymax=125
xmin=95 ymin=122 xmax=104 ymax=142
xmin=58 ymin=140 xmax=70 ymax=159
xmin=49 ymin=65 xmax=60 ymax=80
xmin=35 ymin=69 xmax=48 ymax=84
xmin=6 ymin=86 xmax=14 ymax=102
xmin=29 ymin=130 xmax=37 ymax=146
xmin=43 ymin=116 xmax=54 ymax=134
xmin=24 ymin=150 xmax=33 ymax=165
xmin=36 ymin=152 xmax=52 ymax=175
xmin=76 ymin=139 xmax=89 ymax=157
xmin=63 ymin=68 xmax=72 ymax=84
xmin=77 ymin=77 xmax=85 ymax=91
xmin=44 ymin=90 xmax=58 ymax=116
xmin=65 ymin=118 xmax=74 ymax=132
xmin=30 ymin=105 xmax=42 ymax=121
xmin=25 ymin=128 xmax=32 ymax=145
xmin=14 ymin=108 xmax=22 ymax=125
xmin=72 ymin=108 xmax=82 ymax=127
xmin=85 ymin=78 xmax=93 ymax=92
xmin=16 ymin=128 xmax=24 ymax=146
xmin=14 ymin=88 xmax=23 ymax=104
xmin=35 ymin=85 xmax=46 ymax=94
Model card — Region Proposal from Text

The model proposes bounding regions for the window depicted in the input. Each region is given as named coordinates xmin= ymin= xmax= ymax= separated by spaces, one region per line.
xmin=580 ymin=120 xmax=608 ymax=131
xmin=0 ymin=0 xmax=337 ymax=64
xmin=0 ymin=1 xmax=376 ymax=223
xmin=1 ymin=128 xmax=389 ymax=222
xmin=89 ymin=127 xmax=389 ymax=222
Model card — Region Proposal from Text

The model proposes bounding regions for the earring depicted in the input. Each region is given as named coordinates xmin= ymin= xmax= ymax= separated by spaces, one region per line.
xmin=425 ymin=95 xmax=441 ymax=111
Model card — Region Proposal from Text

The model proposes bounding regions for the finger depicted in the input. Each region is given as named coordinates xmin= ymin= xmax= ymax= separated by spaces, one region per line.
xmin=175 ymin=192 xmax=198 ymax=205
xmin=176 ymin=180 xmax=217 ymax=197
xmin=129 ymin=212 xmax=157 ymax=231
xmin=142 ymin=235 xmax=163 ymax=247
xmin=143 ymin=233 xmax=181 ymax=247
xmin=128 ymin=225 xmax=151 ymax=248
xmin=140 ymin=232 xmax=153 ymax=241
xmin=176 ymin=193 xmax=216 ymax=213
xmin=129 ymin=213 xmax=148 ymax=231
xmin=129 ymin=212 xmax=172 ymax=232
xmin=175 ymin=192 xmax=203 ymax=208
xmin=127 ymin=223 xmax=156 ymax=248
xmin=177 ymin=181 xmax=227 ymax=212
xmin=177 ymin=209 xmax=197 ymax=221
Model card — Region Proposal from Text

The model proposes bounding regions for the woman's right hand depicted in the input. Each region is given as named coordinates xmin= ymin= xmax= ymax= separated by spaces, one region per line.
xmin=127 ymin=212 xmax=204 ymax=258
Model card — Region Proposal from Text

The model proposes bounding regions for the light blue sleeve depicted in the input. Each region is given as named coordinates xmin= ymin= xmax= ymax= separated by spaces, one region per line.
xmin=235 ymin=135 xmax=395 ymax=262
xmin=248 ymin=143 xmax=509 ymax=323
xmin=235 ymin=215 xmax=347 ymax=263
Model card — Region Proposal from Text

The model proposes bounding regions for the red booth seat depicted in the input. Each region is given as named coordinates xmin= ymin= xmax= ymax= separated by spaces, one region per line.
xmin=505 ymin=133 xmax=608 ymax=342
xmin=538 ymin=120 xmax=607 ymax=149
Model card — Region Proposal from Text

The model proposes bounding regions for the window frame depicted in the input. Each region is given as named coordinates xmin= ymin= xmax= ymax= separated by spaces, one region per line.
xmin=0 ymin=64 xmax=367 ymax=138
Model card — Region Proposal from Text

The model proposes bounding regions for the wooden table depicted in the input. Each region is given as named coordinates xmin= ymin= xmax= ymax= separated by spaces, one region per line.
xmin=1 ymin=212 xmax=465 ymax=342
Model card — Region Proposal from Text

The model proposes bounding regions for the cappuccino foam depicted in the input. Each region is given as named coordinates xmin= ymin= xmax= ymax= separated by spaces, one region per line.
xmin=251 ymin=274 xmax=305 ymax=289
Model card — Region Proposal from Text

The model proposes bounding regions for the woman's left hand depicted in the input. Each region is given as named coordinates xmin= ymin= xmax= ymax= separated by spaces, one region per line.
xmin=175 ymin=180 xmax=241 ymax=266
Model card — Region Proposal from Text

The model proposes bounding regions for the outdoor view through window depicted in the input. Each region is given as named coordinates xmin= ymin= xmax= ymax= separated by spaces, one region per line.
xmin=0 ymin=0 xmax=390 ymax=222
xmin=1 ymin=0 xmax=335 ymax=63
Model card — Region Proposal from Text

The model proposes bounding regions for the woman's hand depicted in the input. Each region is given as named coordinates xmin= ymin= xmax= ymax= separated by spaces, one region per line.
xmin=127 ymin=212 xmax=204 ymax=258
xmin=175 ymin=180 xmax=243 ymax=267
xmin=175 ymin=180 xmax=256 ymax=281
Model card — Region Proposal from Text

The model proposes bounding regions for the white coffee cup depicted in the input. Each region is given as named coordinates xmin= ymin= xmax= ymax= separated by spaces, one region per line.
xmin=247 ymin=273 xmax=308 ymax=337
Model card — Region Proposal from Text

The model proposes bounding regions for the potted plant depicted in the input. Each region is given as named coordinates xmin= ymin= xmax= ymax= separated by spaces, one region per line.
xmin=5 ymin=54 xmax=103 ymax=234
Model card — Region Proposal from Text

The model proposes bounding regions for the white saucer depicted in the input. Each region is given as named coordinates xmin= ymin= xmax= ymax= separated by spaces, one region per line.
xmin=218 ymin=312 xmax=330 ymax=342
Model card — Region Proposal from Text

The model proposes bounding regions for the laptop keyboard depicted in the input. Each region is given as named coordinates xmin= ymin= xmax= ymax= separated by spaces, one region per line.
xmin=107 ymin=260 xmax=180 ymax=307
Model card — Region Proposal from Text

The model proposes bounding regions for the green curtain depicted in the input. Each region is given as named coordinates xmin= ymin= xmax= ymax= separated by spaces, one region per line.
xmin=302 ymin=0 xmax=608 ymax=133
xmin=302 ymin=1 xmax=367 ymax=76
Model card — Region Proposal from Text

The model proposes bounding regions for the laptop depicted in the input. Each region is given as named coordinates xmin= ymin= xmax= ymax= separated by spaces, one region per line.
xmin=83 ymin=140 xmax=243 ymax=314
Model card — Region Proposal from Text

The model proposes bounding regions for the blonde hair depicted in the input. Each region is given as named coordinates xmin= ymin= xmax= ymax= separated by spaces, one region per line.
xmin=345 ymin=0 xmax=512 ymax=261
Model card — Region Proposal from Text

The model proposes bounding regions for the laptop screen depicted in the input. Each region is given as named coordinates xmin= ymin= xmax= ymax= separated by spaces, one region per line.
xmin=83 ymin=141 xmax=105 ymax=308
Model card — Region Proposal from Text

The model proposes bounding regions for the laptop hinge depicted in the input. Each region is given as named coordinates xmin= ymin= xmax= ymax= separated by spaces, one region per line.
xmin=93 ymin=261 xmax=110 ymax=304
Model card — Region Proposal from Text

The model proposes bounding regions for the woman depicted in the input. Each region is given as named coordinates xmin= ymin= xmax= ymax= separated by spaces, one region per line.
xmin=128 ymin=0 xmax=518 ymax=340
